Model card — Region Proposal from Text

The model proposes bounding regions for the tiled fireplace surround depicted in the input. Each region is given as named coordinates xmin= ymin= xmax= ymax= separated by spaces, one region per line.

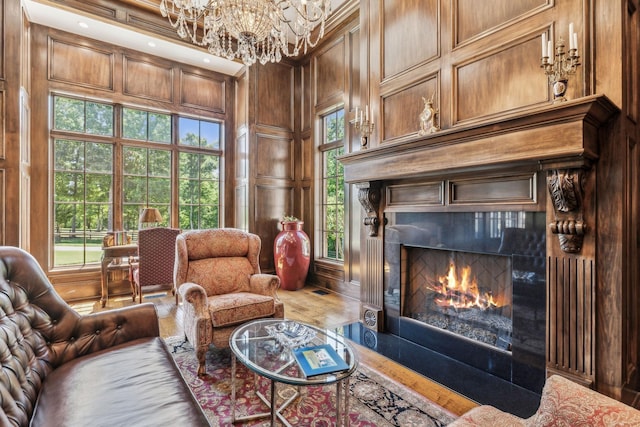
xmin=340 ymin=95 xmax=622 ymax=398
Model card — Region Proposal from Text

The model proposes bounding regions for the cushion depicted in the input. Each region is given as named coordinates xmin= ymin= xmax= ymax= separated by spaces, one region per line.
xmin=31 ymin=337 xmax=209 ymax=427
xmin=208 ymin=292 xmax=275 ymax=327
xmin=186 ymin=257 xmax=254 ymax=295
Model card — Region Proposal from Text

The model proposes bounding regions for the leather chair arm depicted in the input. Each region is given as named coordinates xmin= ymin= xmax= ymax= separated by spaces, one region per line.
xmin=178 ymin=282 xmax=210 ymax=318
xmin=50 ymin=303 xmax=159 ymax=366
xmin=249 ymin=274 xmax=281 ymax=298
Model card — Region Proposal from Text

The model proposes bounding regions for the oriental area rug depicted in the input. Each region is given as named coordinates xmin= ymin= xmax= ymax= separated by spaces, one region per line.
xmin=165 ymin=336 xmax=456 ymax=427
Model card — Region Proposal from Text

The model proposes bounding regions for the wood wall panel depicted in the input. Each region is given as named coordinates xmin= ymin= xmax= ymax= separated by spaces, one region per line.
xmin=455 ymin=0 xmax=548 ymax=45
xmin=301 ymin=136 xmax=313 ymax=181
xmin=547 ymin=256 xmax=595 ymax=383
xmin=256 ymin=62 xmax=293 ymax=130
xmin=255 ymin=133 xmax=294 ymax=180
xmin=123 ymin=56 xmax=173 ymax=102
xmin=254 ymin=185 xmax=294 ymax=269
xmin=180 ymin=70 xmax=225 ymax=113
xmin=455 ymin=36 xmax=548 ymax=123
xmin=49 ymin=38 xmax=114 ymax=91
xmin=0 ymin=90 xmax=4 ymax=159
xmin=301 ymin=62 xmax=312 ymax=132
xmin=382 ymin=77 xmax=437 ymax=141
xmin=0 ymin=0 xmax=4 ymax=80
xmin=349 ymin=27 xmax=360 ymax=117
xmin=382 ymin=0 xmax=439 ymax=79
xmin=0 ymin=169 xmax=4 ymax=245
xmin=236 ymin=133 xmax=248 ymax=180
xmin=315 ymin=36 xmax=345 ymax=106
xmin=450 ymin=174 xmax=536 ymax=205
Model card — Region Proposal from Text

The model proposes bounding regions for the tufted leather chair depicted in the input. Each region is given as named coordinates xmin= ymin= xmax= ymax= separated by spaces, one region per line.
xmin=0 ymin=246 xmax=210 ymax=426
xmin=129 ymin=227 xmax=181 ymax=304
xmin=174 ymin=228 xmax=284 ymax=376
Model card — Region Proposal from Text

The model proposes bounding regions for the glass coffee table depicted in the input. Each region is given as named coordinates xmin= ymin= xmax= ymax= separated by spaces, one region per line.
xmin=229 ymin=319 xmax=358 ymax=427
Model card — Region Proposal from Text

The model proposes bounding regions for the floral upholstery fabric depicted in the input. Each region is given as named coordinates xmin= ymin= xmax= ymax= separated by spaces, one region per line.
xmin=449 ymin=374 xmax=640 ymax=427
xmin=185 ymin=257 xmax=252 ymax=295
xmin=174 ymin=228 xmax=284 ymax=376
xmin=208 ymin=292 xmax=275 ymax=327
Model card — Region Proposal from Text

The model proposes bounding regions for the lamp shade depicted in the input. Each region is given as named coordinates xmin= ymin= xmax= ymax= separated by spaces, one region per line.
xmin=139 ymin=208 xmax=163 ymax=228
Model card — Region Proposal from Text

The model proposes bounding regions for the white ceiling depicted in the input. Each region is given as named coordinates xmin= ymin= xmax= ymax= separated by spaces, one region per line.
xmin=22 ymin=0 xmax=347 ymax=77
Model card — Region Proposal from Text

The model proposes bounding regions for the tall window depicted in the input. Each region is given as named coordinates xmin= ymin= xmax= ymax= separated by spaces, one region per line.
xmin=177 ymin=117 xmax=221 ymax=229
xmin=320 ymin=109 xmax=345 ymax=261
xmin=51 ymin=95 xmax=222 ymax=267
xmin=53 ymin=97 xmax=114 ymax=266
xmin=122 ymin=107 xmax=172 ymax=231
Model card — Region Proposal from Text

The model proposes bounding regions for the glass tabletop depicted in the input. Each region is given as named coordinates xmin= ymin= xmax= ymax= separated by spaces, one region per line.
xmin=229 ymin=319 xmax=358 ymax=386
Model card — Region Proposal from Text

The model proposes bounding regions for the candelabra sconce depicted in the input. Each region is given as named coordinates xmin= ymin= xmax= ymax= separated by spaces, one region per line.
xmin=351 ymin=105 xmax=375 ymax=148
xmin=540 ymin=24 xmax=581 ymax=103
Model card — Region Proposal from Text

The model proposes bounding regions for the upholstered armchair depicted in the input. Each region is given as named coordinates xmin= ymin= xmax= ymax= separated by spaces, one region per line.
xmin=174 ymin=228 xmax=284 ymax=376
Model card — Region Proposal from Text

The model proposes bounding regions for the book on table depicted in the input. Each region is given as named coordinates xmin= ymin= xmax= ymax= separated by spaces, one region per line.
xmin=293 ymin=344 xmax=349 ymax=378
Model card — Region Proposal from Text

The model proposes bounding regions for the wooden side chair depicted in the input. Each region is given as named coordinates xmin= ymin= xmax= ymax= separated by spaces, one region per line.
xmin=129 ymin=227 xmax=181 ymax=304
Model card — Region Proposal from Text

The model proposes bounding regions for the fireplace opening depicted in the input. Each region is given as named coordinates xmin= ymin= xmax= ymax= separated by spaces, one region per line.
xmin=384 ymin=211 xmax=546 ymax=392
xmin=405 ymin=248 xmax=513 ymax=351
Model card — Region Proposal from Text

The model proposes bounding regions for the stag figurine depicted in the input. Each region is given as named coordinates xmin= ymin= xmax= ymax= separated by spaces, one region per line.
xmin=419 ymin=95 xmax=440 ymax=136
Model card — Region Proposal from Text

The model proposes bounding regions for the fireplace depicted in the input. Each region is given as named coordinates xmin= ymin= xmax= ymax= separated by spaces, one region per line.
xmin=384 ymin=211 xmax=547 ymax=391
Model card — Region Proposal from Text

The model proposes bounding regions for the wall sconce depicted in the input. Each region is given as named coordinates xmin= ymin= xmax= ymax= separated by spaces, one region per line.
xmin=139 ymin=207 xmax=163 ymax=229
xmin=351 ymin=105 xmax=375 ymax=148
xmin=541 ymin=23 xmax=581 ymax=103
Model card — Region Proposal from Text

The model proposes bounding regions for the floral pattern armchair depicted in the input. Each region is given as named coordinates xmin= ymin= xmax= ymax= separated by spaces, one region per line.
xmin=174 ymin=228 xmax=284 ymax=376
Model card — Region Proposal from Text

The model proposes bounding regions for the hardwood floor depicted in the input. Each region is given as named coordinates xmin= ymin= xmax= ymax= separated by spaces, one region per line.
xmin=71 ymin=286 xmax=477 ymax=417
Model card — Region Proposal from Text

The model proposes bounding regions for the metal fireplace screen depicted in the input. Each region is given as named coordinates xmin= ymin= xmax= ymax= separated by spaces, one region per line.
xmin=403 ymin=247 xmax=513 ymax=351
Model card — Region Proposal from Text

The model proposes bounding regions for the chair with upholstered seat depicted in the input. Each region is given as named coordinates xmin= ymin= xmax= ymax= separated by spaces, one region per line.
xmin=174 ymin=228 xmax=284 ymax=376
xmin=129 ymin=227 xmax=181 ymax=304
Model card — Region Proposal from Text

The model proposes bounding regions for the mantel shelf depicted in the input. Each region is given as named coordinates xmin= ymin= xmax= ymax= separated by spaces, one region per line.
xmin=340 ymin=94 xmax=620 ymax=184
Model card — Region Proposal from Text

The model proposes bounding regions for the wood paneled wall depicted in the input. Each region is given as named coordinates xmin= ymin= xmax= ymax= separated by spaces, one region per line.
xmin=0 ymin=1 xmax=29 ymax=249
xmin=351 ymin=0 xmax=639 ymax=402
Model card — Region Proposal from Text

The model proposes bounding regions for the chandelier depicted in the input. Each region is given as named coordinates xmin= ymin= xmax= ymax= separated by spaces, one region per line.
xmin=159 ymin=0 xmax=332 ymax=66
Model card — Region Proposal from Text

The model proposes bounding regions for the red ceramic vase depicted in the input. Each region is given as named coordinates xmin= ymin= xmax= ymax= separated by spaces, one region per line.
xmin=274 ymin=221 xmax=310 ymax=291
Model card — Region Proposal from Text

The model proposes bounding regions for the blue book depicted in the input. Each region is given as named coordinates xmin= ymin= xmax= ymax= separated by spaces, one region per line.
xmin=293 ymin=344 xmax=349 ymax=378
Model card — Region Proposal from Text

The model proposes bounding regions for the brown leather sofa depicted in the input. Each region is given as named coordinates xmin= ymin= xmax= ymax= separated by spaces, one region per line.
xmin=0 ymin=246 xmax=210 ymax=427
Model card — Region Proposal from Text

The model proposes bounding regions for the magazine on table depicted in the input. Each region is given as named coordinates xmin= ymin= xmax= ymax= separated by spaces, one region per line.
xmin=293 ymin=344 xmax=349 ymax=377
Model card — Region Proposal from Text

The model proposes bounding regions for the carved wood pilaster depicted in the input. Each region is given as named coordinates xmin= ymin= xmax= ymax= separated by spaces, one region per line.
xmin=357 ymin=181 xmax=384 ymax=236
xmin=547 ymin=169 xmax=588 ymax=253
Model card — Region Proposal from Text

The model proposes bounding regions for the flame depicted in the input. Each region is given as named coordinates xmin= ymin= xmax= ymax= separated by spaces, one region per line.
xmin=430 ymin=261 xmax=499 ymax=310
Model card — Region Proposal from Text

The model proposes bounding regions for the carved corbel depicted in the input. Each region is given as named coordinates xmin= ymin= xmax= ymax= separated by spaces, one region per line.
xmin=547 ymin=169 xmax=587 ymax=253
xmin=357 ymin=182 xmax=384 ymax=237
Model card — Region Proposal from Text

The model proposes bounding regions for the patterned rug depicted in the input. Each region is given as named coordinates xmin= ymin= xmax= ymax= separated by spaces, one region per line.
xmin=165 ymin=336 xmax=456 ymax=426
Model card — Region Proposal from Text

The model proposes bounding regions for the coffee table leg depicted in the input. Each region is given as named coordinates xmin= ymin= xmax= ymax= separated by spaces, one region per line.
xmin=231 ymin=353 xmax=237 ymax=423
xmin=344 ymin=377 xmax=350 ymax=427
xmin=270 ymin=379 xmax=276 ymax=427
xmin=336 ymin=380 xmax=342 ymax=426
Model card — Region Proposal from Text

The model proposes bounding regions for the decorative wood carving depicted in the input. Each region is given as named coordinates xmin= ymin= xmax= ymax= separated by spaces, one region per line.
xmin=547 ymin=168 xmax=587 ymax=253
xmin=357 ymin=181 xmax=383 ymax=236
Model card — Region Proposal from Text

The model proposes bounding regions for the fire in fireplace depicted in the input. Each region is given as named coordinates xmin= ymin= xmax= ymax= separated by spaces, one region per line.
xmin=405 ymin=249 xmax=513 ymax=351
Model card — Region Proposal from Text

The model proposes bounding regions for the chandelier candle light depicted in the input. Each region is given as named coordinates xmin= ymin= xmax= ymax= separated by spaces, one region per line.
xmin=540 ymin=23 xmax=581 ymax=103
xmin=159 ymin=0 xmax=332 ymax=66
xmin=351 ymin=105 xmax=374 ymax=148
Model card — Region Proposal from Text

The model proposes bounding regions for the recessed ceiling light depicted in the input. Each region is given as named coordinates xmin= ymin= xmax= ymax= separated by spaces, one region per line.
xmin=203 ymin=58 xmax=211 ymax=63
xmin=78 ymin=22 xmax=89 ymax=29
xmin=147 ymin=41 xmax=156 ymax=48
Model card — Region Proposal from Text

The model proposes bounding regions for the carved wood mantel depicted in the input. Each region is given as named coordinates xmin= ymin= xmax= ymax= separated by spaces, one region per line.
xmin=341 ymin=95 xmax=620 ymax=389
